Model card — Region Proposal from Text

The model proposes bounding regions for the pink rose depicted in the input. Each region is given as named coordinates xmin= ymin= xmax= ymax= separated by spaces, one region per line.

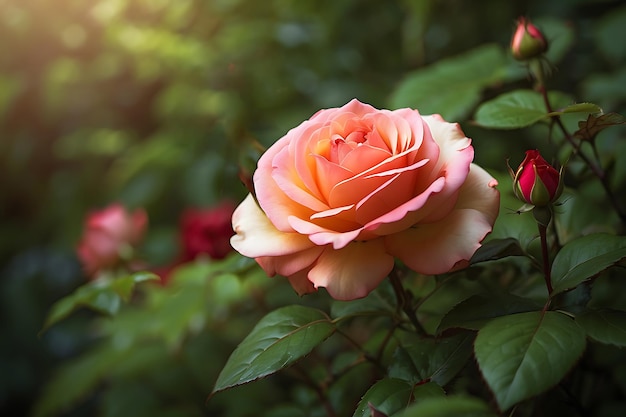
xmin=231 ymin=99 xmax=499 ymax=300
xmin=77 ymin=203 xmax=148 ymax=277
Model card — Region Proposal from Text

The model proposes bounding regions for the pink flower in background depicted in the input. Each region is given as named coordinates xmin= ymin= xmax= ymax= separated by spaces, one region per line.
xmin=231 ymin=99 xmax=500 ymax=300
xmin=77 ymin=203 xmax=148 ymax=277
xmin=180 ymin=201 xmax=236 ymax=261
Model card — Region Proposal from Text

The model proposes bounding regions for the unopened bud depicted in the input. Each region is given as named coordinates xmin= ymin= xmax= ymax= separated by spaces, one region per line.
xmin=511 ymin=150 xmax=562 ymax=207
xmin=511 ymin=17 xmax=548 ymax=61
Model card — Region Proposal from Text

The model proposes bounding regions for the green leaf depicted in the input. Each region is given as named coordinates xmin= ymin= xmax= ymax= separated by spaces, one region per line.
xmin=559 ymin=102 xmax=602 ymax=115
xmin=576 ymin=308 xmax=626 ymax=347
xmin=352 ymin=378 xmax=416 ymax=417
xmin=396 ymin=395 xmax=495 ymax=417
xmin=470 ymin=238 xmax=525 ymax=265
xmin=110 ymin=272 xmax=160 ymax=301
xmin=551 ymin=233 xmax=626 ymax=294
xmin=41 ymin=271 xmax=159 ymax=332
xmin=331 ymin=280 xmax=396 ymax=319
xmin=474 ymin=311 xmax=586 ymax=411
xmin=211 ymin=305 xmax=335 ymax=394
xmin=474 ymin=89 xmax=571 ymax=129
xmin=389 ymin=332 xmax=474 ymax=386
xmin=390 ymin=44 xmax=510 ymax=121
xmin=437 ymin=294 xmax=542 ymax=333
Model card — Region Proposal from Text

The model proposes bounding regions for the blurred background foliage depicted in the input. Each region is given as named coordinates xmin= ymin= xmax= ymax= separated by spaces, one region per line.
xmin=1 ymin=0 xmax=626 ymax=416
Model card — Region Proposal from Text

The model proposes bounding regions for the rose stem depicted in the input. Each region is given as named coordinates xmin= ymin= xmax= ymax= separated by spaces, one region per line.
xmin=538 ymin=85 xmax=626 ymax=223
xmin=537 ymin=221 xmax=554 ymax=295
xmin=389 ymin=267 xmax=427 ymax=335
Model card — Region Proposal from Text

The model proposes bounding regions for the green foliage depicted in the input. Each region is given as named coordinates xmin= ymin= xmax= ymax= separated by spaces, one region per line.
xmin=388 ymin=332 xmax=474 ymax=386
xmin=576 ymin=309 xmax=626 ymax=347
xmin=474 ymin=311 xmax=587 ymax=411
xmin=474 ymin=89 xmax=573 ymax=129
xmin=390 ymin=44 xmax=516 ymax=121
xmin=550 ymin=233 xmax=626 ymax=294
xmin=352 ymin=378 xmax=422 ymax=417
xmin=212 ymin=305 xmax=336 ymax=394
xmin=41 ymin=272 xmax=158 ymax=332
xmin=397 ymin=396 xmax=495 ymax=417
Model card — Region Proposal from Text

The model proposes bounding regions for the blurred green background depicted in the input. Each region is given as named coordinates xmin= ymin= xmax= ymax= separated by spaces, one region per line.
xmin=2 ymin=0 xmax=625 ymax=415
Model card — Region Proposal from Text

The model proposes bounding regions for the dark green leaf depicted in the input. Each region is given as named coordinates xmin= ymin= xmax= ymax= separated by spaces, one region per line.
xmin=390 ymin=44 xmax=510 ymax=121
xmin=331 ymin=280 xmax=396 ymax=319
xmin=576 ymin=308 xmax=626 ymax=347
xmin=437 ymin=294 xmax=541 ymax=333
xmin=211 ymin=305 xmax=335 ymax=394
xmin=551 ymin=233 xmax=626 ymax=294
xmin=573 ymin=112 xmax=625 ymax=142
xmin=396 ymin=395 xmax=495 ymax=417
xmin=352 ymin=378 xmax=415 ymax=417
xmin=474 ymin=90 xmax=571 ymax=129
xmin=470 ymin=238 xmax=525 ymax=265
xmin=474 ymin=311 xmax=586 ymax=411
xmin=389 ymin=332 xmax=474 ymax=386
xmin=41 ymin=272 xmax=159 ymax=332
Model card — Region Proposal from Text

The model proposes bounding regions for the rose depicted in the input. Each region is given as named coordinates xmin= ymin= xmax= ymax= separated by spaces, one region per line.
xmin=511 ymin=17 xmax=548 ymax=61
xmin=231 ymin=99 xmax=500 ymax=300
xmin=512 ymin=149 xmax=562 ymax=207
xmin=179 ymin=201 xmax=236 ymax=261
xmin=77 ymin=203 xmax=148 ymax=277
xmin=154 ymin=201 xmax=236 ymax=284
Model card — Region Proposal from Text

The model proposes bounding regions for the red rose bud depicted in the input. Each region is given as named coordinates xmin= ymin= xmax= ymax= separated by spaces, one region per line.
xmin=513 ymin=150 xmax=563 ymax=207
xmin=511 ymin=17 xmax=548 ymax=61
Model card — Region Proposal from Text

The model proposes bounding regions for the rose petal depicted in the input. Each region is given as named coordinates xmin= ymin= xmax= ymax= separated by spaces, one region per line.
xmin=308 ymin=239 xmax=394 ymax=300
xmin=385 ymin=164 xmax=499 ymax=274
xmin=286 ymin=268 xmax=317 ymax=296
xmin=231 ymin=194 xmax=315 ymax=257
xmin=455 ymin=163 xmax=500 ymax=224
xmin=255 ymin=245 xmax=324 ymax=277
xmin=288 ymin=215 xmax=363 ymax=249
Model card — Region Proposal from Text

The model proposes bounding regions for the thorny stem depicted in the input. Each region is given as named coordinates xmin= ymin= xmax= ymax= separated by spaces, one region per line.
xmin=538 ymin=84 xmax=626 ymax=223
xmin=389 ymin=267 xmax=427 ymax=335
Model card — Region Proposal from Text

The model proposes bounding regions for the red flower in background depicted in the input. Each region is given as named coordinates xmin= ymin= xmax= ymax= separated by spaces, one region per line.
xmin=77 ymin=203 xmax=148 ymax=278
xmin=158 ymin=201 xmax=236 ymax=284
xmin=179 ymin=201 xmax=236 ymax=262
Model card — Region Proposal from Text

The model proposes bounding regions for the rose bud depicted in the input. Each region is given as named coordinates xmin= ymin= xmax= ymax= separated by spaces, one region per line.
xmin=512 ymin=150 xmax=563 ymax=207
xmin=511 ymin=17 xmax=548 ymax=61
xmin=77 ymin=203 xmax=148 ymax=278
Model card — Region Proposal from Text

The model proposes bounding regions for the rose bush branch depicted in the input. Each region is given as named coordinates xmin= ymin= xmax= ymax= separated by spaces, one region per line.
xmin=516 ymin=19 xmax=626 ymax=225
xmin=388 ymin=266 xmax=427 ymax=335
